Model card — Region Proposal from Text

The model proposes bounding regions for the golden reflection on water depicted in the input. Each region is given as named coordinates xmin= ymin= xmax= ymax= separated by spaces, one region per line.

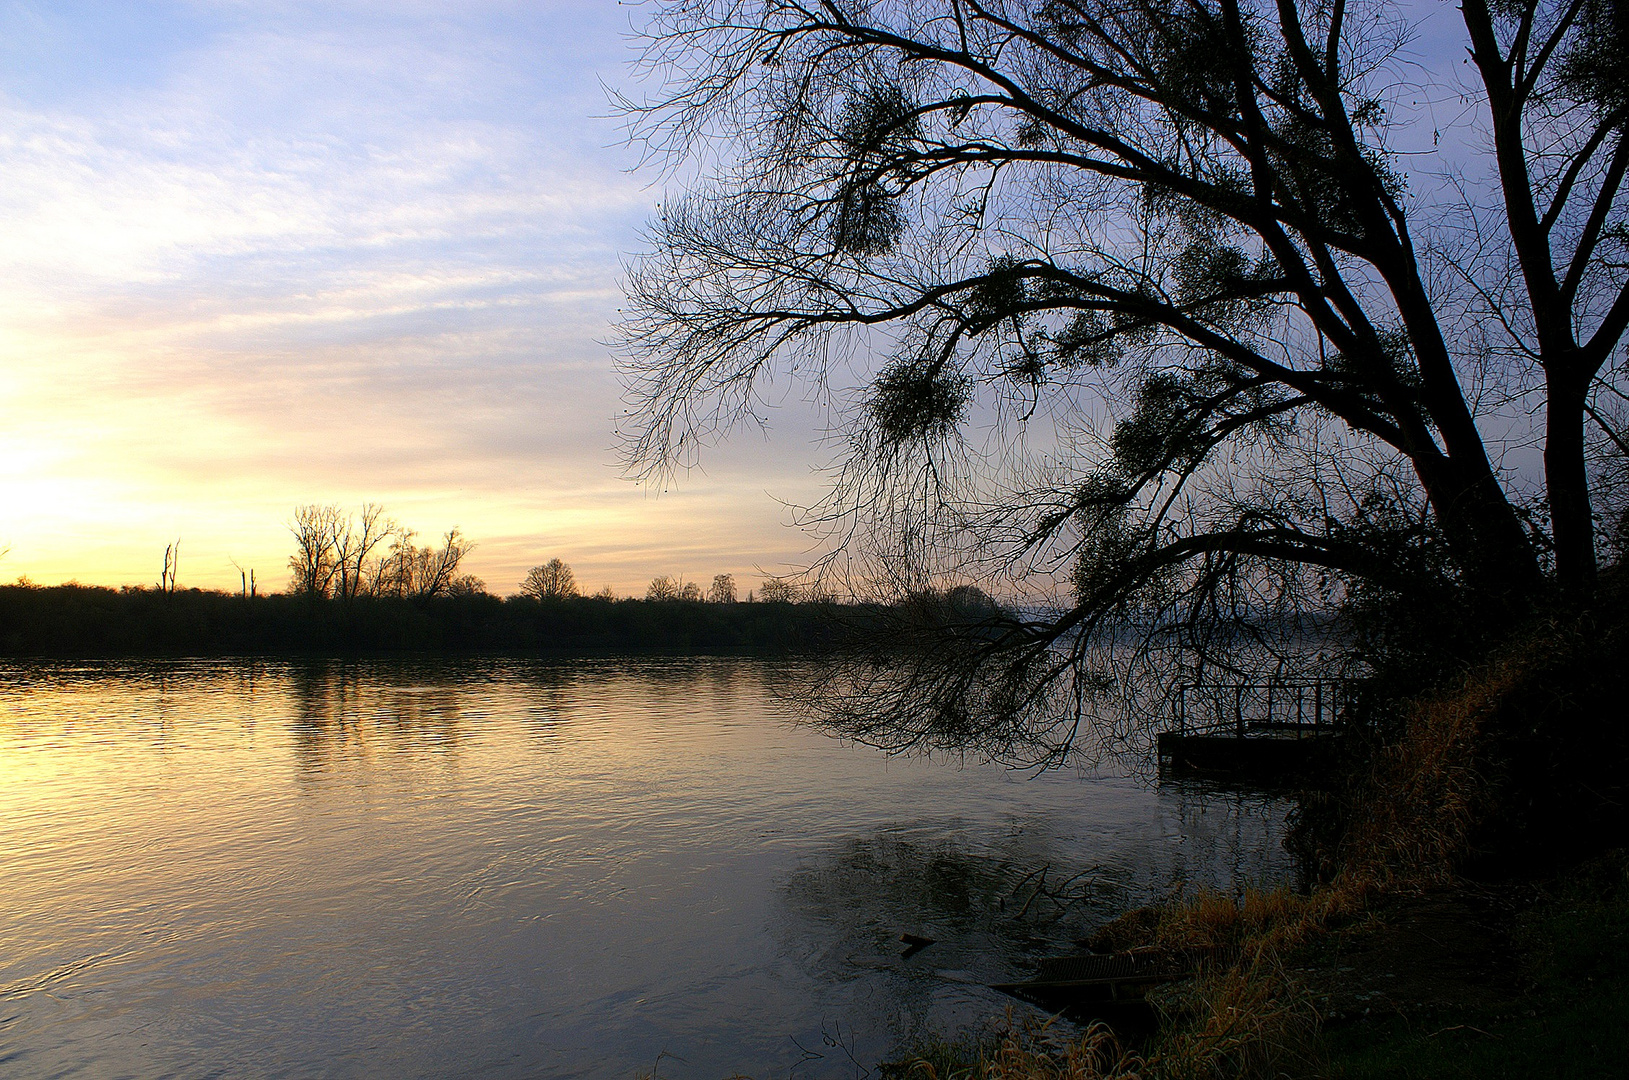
xmin=288 ymin=665 xmax=469 ymax=776
xmin=0 ymin=657 xmax=1292 ymax=1079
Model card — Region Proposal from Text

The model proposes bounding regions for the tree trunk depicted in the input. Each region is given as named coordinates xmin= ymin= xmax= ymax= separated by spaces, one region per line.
xmin=1417 ymin=452 xmax=1544 ymax=608
xmin=1547 ymin=369 xmax=1598 ymax=597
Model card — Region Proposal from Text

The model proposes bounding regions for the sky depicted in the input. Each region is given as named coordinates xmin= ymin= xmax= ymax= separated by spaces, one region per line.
xmin=0 ymin=1 xmax=1515 ymax=598
xmin=0 ymin=0 xmax=830 ymax=597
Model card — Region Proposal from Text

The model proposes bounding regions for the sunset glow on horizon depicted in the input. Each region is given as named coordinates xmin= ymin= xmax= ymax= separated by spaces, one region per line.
xmin=0 ymin=1 xmax=829 ymax=597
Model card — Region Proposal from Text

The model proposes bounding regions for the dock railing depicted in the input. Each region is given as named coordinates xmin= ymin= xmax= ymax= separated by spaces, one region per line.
xmin=1173 ymin=678 xmax=1344 ymax=738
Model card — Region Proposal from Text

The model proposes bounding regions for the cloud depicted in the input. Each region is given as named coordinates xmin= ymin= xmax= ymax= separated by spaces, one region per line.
xmin=0 ymin=2 xmax=828 ymax=593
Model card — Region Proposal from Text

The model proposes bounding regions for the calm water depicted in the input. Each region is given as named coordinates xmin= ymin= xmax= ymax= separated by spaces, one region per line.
xmin=0 ymin=657 xmax=1291 ymax=1078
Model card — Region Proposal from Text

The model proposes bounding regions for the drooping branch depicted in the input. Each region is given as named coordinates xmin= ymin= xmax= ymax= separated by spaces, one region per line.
xmin=618 ymin=0 xmax=1628 ymax=758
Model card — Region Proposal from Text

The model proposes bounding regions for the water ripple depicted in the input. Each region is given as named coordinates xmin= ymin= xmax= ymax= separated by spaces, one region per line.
xmin=0 ymin=657 xmax=1292 ymax=1079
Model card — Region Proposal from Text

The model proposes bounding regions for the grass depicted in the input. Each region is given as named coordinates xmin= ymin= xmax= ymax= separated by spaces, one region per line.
xmin=1320 ymin=855 xmax=1629 ymax=1079
xmin=879 ymin=1014 xmax=1141 ymax=1080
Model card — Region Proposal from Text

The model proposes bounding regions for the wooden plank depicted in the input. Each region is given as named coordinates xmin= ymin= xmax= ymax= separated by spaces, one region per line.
xmin=990 ymin=952 xmax=1190 ymax=1028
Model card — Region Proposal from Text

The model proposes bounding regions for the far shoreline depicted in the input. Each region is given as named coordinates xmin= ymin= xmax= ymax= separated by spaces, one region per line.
xmin=0 ymin=582 xmax=871 ymax=658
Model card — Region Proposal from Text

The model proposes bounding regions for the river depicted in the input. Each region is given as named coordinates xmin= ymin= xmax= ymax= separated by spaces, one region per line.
xmin=0 ymin=657 xmax=1292 ymax=1078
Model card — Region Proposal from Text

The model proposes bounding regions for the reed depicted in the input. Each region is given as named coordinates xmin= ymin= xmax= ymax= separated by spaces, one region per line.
xmin=1145 ymin=952 xmax=1322 ymax=1080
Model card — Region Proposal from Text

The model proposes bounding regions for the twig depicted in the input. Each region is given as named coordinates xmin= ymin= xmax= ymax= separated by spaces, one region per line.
xmin=1427 ymin=1023 xmax=1499 ymax=1039
xmin=1014 ymin=866 xmax=1050 ymax=919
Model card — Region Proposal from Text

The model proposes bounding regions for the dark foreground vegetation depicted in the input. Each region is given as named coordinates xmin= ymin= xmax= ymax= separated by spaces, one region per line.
xmin=0 ymin=583 xmax=859 ymax=655
xmin=877 ymin=573 xmax=1629 ymax=1080
xmin=886 ymin=856 xmax=1629 ymax=1080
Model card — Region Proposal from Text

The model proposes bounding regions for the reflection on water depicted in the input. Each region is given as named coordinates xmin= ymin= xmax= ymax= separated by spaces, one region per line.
xmin=0 ymin=658 xmax=1292 ymax=1078
xmin=288 ymin=663 xmax=469 ymax=774
xmin=787 ymin=827 xmax=1118 ymax=976
xmin=779 ymin=826 xmax=1104 ymax=1055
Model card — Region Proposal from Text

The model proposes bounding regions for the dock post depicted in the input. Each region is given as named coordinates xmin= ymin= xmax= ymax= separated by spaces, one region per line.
xmin=1177 ymin=686 xmax=1186 ymax=734
xmin=1315 ymin=682 xmax=1323 ymax=727
xmin=1234 ymin=684 xmax=1244 ymax=737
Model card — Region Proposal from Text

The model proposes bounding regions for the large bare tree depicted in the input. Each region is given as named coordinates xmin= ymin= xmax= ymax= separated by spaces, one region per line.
xmin=373 ymin=528 xmax=475 ymax=600
xmin=521 ymin=559 xmax=581 ymax=600
xmin=287 ymin=504 xmax=396 ymax=599
xmin=616 ymin=0 xmax=1628 ymax=758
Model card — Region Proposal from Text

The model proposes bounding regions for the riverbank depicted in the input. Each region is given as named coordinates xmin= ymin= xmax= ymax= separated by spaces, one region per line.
xmin=883 ymin=858 xmax=1629 ymax=1079
xmin=883 ymin=584 xmax=1629 ymax=1079
xmin=1315 ymin=861 xmax=1629 ymax=1078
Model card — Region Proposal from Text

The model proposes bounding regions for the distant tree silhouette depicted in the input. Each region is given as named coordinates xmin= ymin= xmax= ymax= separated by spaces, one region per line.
xmin=646 ymin=576 xmax=711 ymax=600
xmin=287 ymin=504 xmax=396 ymax=598
xmin=229 ymin=557 xmax=257 ymax=598
xmin=759 ymin=576 xmax=799 ymax=603
xmin=159 ymin=539 xmax=180 ymax=594
xmin=709 ymin=573 xmax=737 ymax=603
xmin=373 ymin=528 xmax=474 ymax=599
xmin=0 ymin=580 xmax=858 ymax=654
xmin=288 ymin=506 xmax=341 ymax=596
xmin=447 ymin=574 xmax=489 ymax=598
xmin=521 ymin=559 xmax=579 ymax=600
xmin=334 ymin=504 xmax=393 ymax=600
xmin=646 ymin=574 xmax=682 ymax=601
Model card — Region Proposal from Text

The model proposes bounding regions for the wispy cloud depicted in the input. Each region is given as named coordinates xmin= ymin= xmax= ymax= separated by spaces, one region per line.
xmin=0 ymin=2 xmax=829 ymax=593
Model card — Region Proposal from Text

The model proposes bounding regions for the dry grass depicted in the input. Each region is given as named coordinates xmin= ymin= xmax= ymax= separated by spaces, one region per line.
xmin=1124 ymin=661 xmax=1517 ymax=1077
xmin=891 ymin=959 xmax=1323 ymax=1080
xmin=888 ymin=892 xmax=1337 ymax=1080
xmin=1329 ymin=660 xmax=1516 ymax=892
xmin=1144 ymin=886 xmax=1360 ymax=958
xmin=892 ymin=1012 xmax=1143 ymax=1080
xmin=1145 ymin=952 xmax=1323 ymax=1080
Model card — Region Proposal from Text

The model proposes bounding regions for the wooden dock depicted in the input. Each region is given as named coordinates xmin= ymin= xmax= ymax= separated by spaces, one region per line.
xmin=1157 ymin=679 xmax=1342 ymax=781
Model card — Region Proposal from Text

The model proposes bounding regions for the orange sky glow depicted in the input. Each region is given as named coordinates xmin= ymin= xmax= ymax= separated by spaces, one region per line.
xmin=0 ymin=2 xmax=830 ymax=597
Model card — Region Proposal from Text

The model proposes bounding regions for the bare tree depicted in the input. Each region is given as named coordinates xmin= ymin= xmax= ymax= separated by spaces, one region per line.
xmin=447 ymin=574 xmax=489 ymax=598
xmin=159 ymin=539 xmax=180 ymax=594
xmin=414 ymin=530 xmax=473 ymax=598
xmin=617 ymin=0 xmax=1629 ymax=759
xmin=709 ymin=573 xmax=738 ymax=603
xmin=375 ymin=528 xmax=475 ymax=599
xmin=646 ymin=574 xmax=682 ymax=600
xmin=758 ymin=576 xmax=800 ymax=603
xmin=288 ymin=505 xmax=341 ymax=596
xmin=521 ymin=558 xmax=580 ymax=600
xmin=229 ymin=557 xmax=257 ymax=598
xmin=288 ymin=504 xmax=399 ymax=599
xmin=332 ymin=503 xmax=395 ymax=601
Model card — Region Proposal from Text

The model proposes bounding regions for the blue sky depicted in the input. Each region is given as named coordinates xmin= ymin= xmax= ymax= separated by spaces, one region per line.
xmin=0 ymin=1 xmax=828 ymax=595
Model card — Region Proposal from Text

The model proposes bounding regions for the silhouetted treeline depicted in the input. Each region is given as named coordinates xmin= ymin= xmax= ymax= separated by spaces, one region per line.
xmin=0 ymin=584 xmax=869 ymax=656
